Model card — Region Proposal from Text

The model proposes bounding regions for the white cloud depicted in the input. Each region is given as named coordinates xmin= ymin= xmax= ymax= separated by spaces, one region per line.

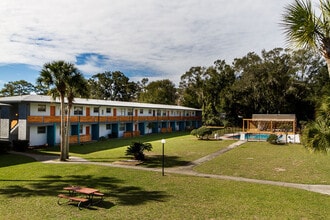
xmin=0 ymin=0 xmax=317 ymax=84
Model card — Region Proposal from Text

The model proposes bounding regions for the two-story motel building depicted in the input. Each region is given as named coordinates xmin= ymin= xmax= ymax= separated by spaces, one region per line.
xmin=0 ymin=95 xmax=202 ymax=147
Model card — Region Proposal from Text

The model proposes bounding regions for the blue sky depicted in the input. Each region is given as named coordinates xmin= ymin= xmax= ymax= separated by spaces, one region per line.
xmin=0 ymin=0 xmax=317 ymax=88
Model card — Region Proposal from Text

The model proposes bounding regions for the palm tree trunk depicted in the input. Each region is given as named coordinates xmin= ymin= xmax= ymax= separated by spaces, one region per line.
xmin=60 ymin=95 xmax=67 ymax=161
xmin=326 ymin=57 xmax=330 ymax=79
xmin=65 ymin=105 xmax=71 ymax=159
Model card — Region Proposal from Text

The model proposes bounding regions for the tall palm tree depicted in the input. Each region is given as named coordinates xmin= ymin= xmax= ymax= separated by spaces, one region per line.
xmin=37 ymin=61 xmax=84 ymax=161
xmin=282 ymin=0 xmax=330 ymax=76
xmin=65 ymin=72 xmax=89 ymax=159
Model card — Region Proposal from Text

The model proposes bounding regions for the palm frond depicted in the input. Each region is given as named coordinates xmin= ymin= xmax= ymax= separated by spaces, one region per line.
xmin=281 ymin=0 xmax=322 ymax=49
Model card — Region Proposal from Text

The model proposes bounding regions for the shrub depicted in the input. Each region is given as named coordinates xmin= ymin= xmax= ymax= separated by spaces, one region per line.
xmin=13 ymin=140 xmax=29 ymax=152
xmin=267 ymin=134 xmax=281 ymax=145
xmin=125 ymin=142 xmax=153 ymax=161
xmin=191 ymin=126 xmax=212 ymax=140
xmin=0 ymin=140 xmax=11 ymax=154
xmin=99 ymin=136 xmax=107 ymax=141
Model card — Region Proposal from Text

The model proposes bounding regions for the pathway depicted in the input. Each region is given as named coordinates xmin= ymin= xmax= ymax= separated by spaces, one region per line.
xmin=10 ymin=140 xmax=330 ymax=196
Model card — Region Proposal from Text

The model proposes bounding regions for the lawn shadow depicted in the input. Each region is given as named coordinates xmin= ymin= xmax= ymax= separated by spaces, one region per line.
xmin=42 ymin=132 xmax=189 ymax=155
xmin=142 ymin=155 xmax=190 ymax=168
xmin=0 ymin=174 xmax=170 ymax=207
xmin=0 ymin=153 xmax=36 ymax=168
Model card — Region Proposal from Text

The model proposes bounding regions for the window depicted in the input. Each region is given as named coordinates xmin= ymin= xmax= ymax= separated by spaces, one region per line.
xmin=140 ymin=109 xmax=144 ymax=114
xmin=74 ymin=106 xmax=83 ymax=115
xmin=93 ymin=107 xmax=99 ymax=113
xmin=162 ymin=111 xmax=166 ymax=116
xmin=119 ymin=123 xmax=125 ymax=131
xmin=120 ymin=108 xmax=125 ymax=116
xmin=38 ymin=104 xmax=46 ymax=112
xmin=148 ymin=109 xmax=152 ymax=114
xmin=127 ymin=108 xmax=133 ymax=116
xmin=37 ymin=126 xmax=46 ymax=134
xmin=106 ymin=124 xmax=111 ymax=130
xmin=79 ymin=125 xmax=83 ymax=134
xmin=157 ymin=110 xmax=161 ymax=116
xmin=106 ymin=108 xmax=111 ymax=113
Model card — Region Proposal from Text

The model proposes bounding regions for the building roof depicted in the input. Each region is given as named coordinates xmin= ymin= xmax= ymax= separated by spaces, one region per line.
xmin=252 ymin=114 xmax=296 ymax=120
xmin=0 ymin=95 xmax=201 ymax=111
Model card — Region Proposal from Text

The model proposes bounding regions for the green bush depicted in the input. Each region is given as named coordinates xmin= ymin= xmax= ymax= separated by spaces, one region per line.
xmin=13 ymin=140 xmax=29 ymax=152
xmin=125 ymin=142 xmax=153 ymax=161
xmin=0 ymin=140 xmax=11 ymax=154
xmin=191 ymin=127 xmax=212 ymax=140
xmin=267 ymin=134 xmax=279 ymax=145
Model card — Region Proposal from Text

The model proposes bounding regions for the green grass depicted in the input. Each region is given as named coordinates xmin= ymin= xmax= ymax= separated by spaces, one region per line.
xmin=195 ymin=142 xmax=330 ymax=184
xmin=1 ymin=133 xmax=330 ymax=219
xmin=0 ymin=155 xmax=329 ymax=220
xmin=41 ymin=132 xmax=236 ymax=167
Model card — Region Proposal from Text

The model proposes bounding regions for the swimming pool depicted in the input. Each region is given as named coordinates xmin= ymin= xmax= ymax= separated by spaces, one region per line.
xmin=232 ymin=133 xmax=270 ymax=141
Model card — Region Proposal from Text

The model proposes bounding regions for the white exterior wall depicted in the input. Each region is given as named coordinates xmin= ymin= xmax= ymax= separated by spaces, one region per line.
xmin=30 ymin=103 xmax=50 ymax=116
xmin=55 ymin=126 xmax=61 ymax=145
xmin=99 ymin=124 xmax=111 ymax=137
xmin=0 ymin=119 xmax=9 ymax=139
xmin=18 ymin=119 xmax=27 ymax=140
xmin=29 ymin=126 xmax=47 ymax=146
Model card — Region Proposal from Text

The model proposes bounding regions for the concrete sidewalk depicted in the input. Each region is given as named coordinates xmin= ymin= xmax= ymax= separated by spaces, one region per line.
xmin=10 ymin=140 xmax=330 ymax=196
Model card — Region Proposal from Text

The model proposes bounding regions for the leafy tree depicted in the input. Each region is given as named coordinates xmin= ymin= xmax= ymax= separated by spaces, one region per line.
xmin=179 ymin=61 xmax=235 ymax=125
xmin=225 ymin=48 xmax=325 ymax=123
xmin=178 ymin=66 xmax=206 ymax=109
xmin=0 ymin=80 xmax=35 ymax=96
xmin=88 ymin=71 xmax=138 ymax=101
xmin=282 ymin=0 xmax=330 ymax=76
xmin=190 ymin=127 xmax=212 ymax=140
xmin=37 ymin=61 xmax=87 ymax=161
xmin=202 ymin=60 xmax=235 ymax=125
xmin=125 ymin=142 xmax=153 ymax=160
xmin=138 ymin=79 xmax=177 ymax=104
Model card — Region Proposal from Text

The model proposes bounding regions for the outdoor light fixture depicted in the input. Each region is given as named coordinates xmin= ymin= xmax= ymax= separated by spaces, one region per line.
xmin=161 ymin=139 xmax=166 ymax=176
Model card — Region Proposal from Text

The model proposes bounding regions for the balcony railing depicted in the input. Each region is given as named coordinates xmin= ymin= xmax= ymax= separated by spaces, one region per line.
xmin=27 ymin=115 xmax=201 ymax=124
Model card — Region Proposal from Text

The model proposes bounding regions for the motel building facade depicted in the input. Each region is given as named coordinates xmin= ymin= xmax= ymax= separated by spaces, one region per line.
xmin=0 ymin=95 xmax=202 ymax=147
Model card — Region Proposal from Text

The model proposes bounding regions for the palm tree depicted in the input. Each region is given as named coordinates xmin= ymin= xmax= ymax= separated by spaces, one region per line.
xmin=65 ymin=72 xmax=89 ymax=159
xmin=282 ymin=0 xmax=330 ymax=76
xmin=37 ymin=61 xmax=85 ymax=161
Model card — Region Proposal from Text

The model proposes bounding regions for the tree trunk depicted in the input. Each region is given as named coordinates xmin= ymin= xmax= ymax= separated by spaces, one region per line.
xmin=326 ymin=57 xmax=330 ymax=79
xmin=60 ymin=95 xmax=67 ymax=161
xmin=65 ymin=105 xmax=71 ymax=159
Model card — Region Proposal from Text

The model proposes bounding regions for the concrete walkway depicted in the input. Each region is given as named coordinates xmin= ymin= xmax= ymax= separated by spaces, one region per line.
xmin=10 ymin=140 xmax=330 ymax=196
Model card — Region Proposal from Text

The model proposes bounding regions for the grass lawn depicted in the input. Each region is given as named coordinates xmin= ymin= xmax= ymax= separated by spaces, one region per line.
xmin=195 ymin=142 xmax=330 ymax=184
xmin=41 ymin=132 xmax=237 ymax=168
xmin=0 ymin=154 xmax=329 ymax=219
xmin=0 ymin=132 xmax=329 ymax=219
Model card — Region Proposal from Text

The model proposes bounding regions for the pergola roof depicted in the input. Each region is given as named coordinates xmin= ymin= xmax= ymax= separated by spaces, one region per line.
xmin=252 ymin=114 xmax=296 ymax=121
xmin=243 ymin=114 xmax=297 ymax=134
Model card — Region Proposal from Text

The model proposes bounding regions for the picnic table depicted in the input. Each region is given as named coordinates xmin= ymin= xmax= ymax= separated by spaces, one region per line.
xmin=57 ymin=186 xmax=104 ymax=209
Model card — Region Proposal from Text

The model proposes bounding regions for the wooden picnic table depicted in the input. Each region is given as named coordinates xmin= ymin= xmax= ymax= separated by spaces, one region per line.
xmin=58 ymin=186 xmax=104 ymax=209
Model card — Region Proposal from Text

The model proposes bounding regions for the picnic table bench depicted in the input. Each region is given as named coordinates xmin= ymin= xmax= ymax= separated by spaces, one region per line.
xmin=57 ymin=186 xmax=104 ymax=209
xmin=57 ymin=194 xmax=89 ymax=209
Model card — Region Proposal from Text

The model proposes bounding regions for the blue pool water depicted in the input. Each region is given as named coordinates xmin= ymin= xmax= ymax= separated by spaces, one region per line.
xmin=232 ymin=133 xmax=270 ymax=140
xmin=246 ymin=133 xmax=270 ymax=140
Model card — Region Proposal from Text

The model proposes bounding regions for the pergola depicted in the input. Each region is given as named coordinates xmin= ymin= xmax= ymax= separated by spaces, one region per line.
xmin=242 ymin=114 xmax=297 ymax=134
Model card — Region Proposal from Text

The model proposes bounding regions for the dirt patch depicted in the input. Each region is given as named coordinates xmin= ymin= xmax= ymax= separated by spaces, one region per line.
xmin=274 ymin=167 xmax=286 ymax=172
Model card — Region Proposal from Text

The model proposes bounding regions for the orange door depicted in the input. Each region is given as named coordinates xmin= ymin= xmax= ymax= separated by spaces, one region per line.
xmin=86 ymin=126 xmax=90 ymax=135
xmin=135 ymin=109 xmax=138 ymax=116
xmin=113 ymin=108 xmax=117 ymax=116
xmin=50 ymin=106 xmax=55 ymax=116
xmin=86 ymin=107 xmax=90 ymax=116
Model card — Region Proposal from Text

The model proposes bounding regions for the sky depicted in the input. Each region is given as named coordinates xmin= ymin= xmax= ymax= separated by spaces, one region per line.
xmin=0 ymin=0 xmax=311 ymax=88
